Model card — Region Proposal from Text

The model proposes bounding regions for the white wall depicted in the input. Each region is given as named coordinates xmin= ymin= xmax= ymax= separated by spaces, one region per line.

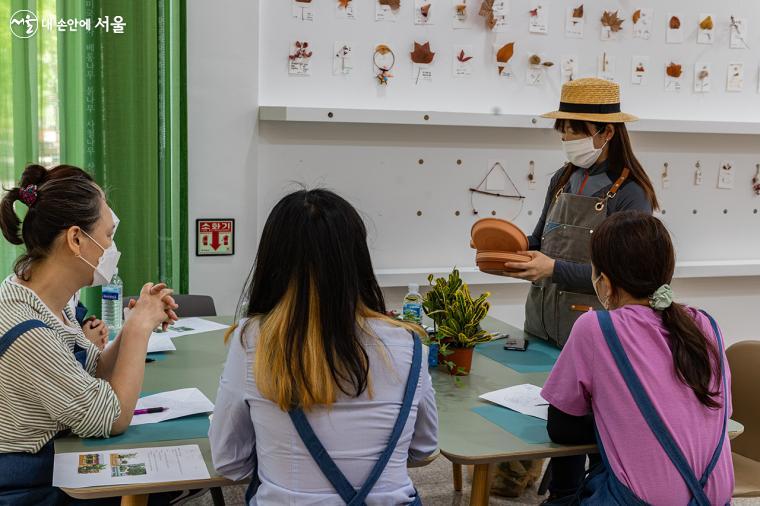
xmin=257 ymin=121 xmax=760 ymax=346
xmin=187 ymin=0 xmax=259 ymax=316
xmin=259 ymin=0 xmax=760 ymax=123
xmin=187 ymin=2 xmax=760 ymax=346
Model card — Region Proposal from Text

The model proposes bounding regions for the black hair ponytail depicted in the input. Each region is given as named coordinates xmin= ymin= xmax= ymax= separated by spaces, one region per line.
xmin=0 ymin=164 xmax=102 ymax=280
xmin=591 ymin=211 xmax=721 ymax=409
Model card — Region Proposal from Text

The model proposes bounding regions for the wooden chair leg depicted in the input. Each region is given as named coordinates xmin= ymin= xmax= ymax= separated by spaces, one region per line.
xmin=453 ymin=463 xmax=463 ymax=492
xmin=469 ymin=464 xmax=492 ymax=506
xmin=210 ymin=486 xmax=226 ymax=505
xmin=121 ymin=495 xmax=148 ymax=506
xmin=538 ymin=461 xmax=552 ymax=496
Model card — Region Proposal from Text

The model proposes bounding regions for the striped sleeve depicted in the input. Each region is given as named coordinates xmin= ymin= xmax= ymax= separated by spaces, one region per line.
xmin=4 ymin=326 xmax=121 ymax=438
xmin=80 ymin=334 xmax=102 ymax=376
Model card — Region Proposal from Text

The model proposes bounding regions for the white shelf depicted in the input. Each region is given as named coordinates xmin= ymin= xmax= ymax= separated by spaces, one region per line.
xmin=375 ymin=260 xmax=760 ymax=288
xmin=375 ymin=266 xmax=524 ymax=288
xmin=674 ymin=260 xmax=760 ymax=279
xmin=259 ymin=106 xmax=760 ymax=135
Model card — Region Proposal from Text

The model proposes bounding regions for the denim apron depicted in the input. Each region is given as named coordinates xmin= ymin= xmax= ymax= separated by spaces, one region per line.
xmin=0 ymin=319 xmax=89 ymax=506
xmin=556 ymin=310 xmax=729 ymax=506
xmin=524 ymin=168 xmax=630 ymax=348
xmin=244 ymin=333 xmax=423 ymax=505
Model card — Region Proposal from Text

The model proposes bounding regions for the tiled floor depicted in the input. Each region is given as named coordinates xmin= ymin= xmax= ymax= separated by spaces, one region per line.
xmin=186 ymin=456 xmax=760 ymax=505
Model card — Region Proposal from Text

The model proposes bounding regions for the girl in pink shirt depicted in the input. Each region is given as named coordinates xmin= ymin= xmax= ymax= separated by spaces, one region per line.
xmin=542 ymin=211 xmax=733 ymax=505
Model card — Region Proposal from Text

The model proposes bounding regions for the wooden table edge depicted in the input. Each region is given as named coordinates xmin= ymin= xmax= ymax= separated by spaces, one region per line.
xmin=62 ymin=450 xmax=442 ymax=499
xmin=440 ymin=444 xmax=597 ymax=465
xmin=439 ymin=425 xmax=744 ymax=466
xmin=60 ymin=477 xmax=243 ymax=500
xmin=408 ymin=449 xmax=440 ymax=468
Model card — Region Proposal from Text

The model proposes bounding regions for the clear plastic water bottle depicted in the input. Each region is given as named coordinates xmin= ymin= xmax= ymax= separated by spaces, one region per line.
xmin=402 ymin=283 xmax=423 ymax=325
xmin=102 ymin=269 xmax=123 ymax=341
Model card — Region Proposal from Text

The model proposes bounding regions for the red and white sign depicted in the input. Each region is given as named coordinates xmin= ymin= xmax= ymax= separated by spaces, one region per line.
xmin=196 ymin=219 xmax=234 ymax=256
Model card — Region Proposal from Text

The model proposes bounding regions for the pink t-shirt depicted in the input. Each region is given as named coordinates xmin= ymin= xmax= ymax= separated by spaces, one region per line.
xmin=542 ymin=305 xmax=734 ymax=506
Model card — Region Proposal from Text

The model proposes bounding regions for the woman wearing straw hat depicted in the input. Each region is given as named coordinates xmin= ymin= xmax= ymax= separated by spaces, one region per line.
xmin=503 ymin=77 xmax=658 ymax=346
xmin=494 ymin=78 xmax=659 ymax=501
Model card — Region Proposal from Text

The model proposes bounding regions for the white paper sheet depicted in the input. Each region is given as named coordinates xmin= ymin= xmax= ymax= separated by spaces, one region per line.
xmin=560 ymin=55 xmax=578 ymax=83
xmin=151 ymin=317 xmax=229 ymax=340
xmin=697 ymin=14 xmax=714 ymax=45
xmin=631 ymin=56 xmax=649 ymax=86
xmin=130 ymin=388 xmax=214 ymax=426
xmin=479 ymin=384 xmax=549 ymax=420
xmin=333 ymin=41 xmax=354 ymax=76
xmin=453 ymin=46 xmax=474 ymax=78
xmin=292 ymin=0 xmax=314 ymax=21
xmin=53 ymin=444 xmax=209 ymax=488
xmin=564 ymin=7 xmax=583 ymax=39
xmin=147 ymin=334 xmax=176 ymax=353
xmin=528 ymin=4 xmax=548 ymax=34
xmin=632 ymin=8 xmax=653 ymax=40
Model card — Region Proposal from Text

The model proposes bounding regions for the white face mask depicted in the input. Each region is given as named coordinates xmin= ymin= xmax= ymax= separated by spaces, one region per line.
xmin=78 ymin=210 xmax=121 ymax=287
xmin=592 ymin=273 xmax=609 ymax=310
xmin=562 ymin=130 xmax=608 ymax=169
xmin=111 ymin=209 xmax=120 ymax=233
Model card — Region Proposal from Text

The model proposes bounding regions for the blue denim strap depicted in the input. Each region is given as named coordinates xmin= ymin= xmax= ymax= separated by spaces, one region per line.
xmin=288 ymin=407 xmax=357 ymax=502
xmin=696 ymin=310 xmax=728 ymax=487
xmin=74 ymin=301 xmax=89 ymax=326
xmin=288 ymin=332 xmax=423 ymax=505
xmin=596 ymin=311 xmax=711 ymax=506
xmin=589 ymin=424 xmax=649 ymax=505
xmin=0 ymin=320 xmax=49 ymax=359
xmin=73 ymin=343 xmax=88 ymax=369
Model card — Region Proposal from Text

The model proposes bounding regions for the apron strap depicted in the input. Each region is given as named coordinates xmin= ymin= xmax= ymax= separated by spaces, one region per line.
xmin=594 ymin=167 xmax=630 ymax=211
xmin=696 ymin=310 xmax=729 ymax=487
xmin=288 ymin=407 xmax=357 ymax=502
xmin=288 ymin=332 xmax=423 ymax=506
xmin=0 ymin=320 xmax=49 ymax=359
xmin=73 ymin=344 xmax=88 ymax=369
xmin=596 ymin=310 xmax=712 ymax=506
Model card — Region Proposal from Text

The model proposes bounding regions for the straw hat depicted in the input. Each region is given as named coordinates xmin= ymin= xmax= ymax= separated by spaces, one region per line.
xmin=542 ymin=78 xmax=638 ymax=123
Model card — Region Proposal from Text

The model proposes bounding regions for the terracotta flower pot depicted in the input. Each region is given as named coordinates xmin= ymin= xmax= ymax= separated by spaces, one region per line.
xmin=470 ymin=218 xmax=531 ymax=274
xmin=443 ymin=346 xmax=475 ymax=376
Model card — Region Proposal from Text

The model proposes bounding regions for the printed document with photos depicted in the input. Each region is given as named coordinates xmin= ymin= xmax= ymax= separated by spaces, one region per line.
xmin=53 ymin=445 xmax=209 ymax=488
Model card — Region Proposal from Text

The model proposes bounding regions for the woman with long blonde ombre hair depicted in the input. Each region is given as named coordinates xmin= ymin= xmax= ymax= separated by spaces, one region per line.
xmin=209 ymin=189 xmax=438 ymax=505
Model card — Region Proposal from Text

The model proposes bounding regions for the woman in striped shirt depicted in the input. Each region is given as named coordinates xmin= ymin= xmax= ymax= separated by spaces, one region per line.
xmin=0 ymin=164 xmax=179 ymax=504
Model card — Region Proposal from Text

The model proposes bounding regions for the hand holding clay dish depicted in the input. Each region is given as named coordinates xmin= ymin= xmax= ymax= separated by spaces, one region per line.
xmin=470 ymin=218 xmax=531 ymax=274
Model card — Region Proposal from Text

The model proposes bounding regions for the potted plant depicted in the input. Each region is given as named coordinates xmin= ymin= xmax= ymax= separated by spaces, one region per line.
xmin=423 ymin=269 xmax=492 ymax=376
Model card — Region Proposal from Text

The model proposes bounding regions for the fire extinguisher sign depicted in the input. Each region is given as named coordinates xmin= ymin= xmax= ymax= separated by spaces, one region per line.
xmin=196 ymin=219 xmax=235 ymax=256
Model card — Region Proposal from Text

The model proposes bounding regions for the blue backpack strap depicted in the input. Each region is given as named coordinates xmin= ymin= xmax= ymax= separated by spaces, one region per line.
xmin=696 ymin=310 xmax=729 ymax=487
xmin=596 ymin=311 xmax=712 ymax=506
xmin=0 ymin=320 xmax=49 ymax=359
xmin=288 ymin=332 xmax=423 ymax=506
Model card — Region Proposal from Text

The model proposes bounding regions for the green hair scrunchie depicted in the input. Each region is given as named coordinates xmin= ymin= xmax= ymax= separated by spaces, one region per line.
xmin=649 ymin=284 xmax=674 ymax=311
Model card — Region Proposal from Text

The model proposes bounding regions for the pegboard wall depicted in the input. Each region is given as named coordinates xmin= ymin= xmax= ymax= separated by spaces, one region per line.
xmin=253 ymin=1 xmax=760 ymax=283
xmin=260 ymin=0 xmax=760 ymax=124
xmin=257 ymin=122 xmax=760 ymax=281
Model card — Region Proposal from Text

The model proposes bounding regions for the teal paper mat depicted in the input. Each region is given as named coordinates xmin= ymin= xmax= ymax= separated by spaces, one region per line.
xmin=82 ymin=413 xmax=210 ymax=447
xmin=472 ymin=404 xmax=550 ymax=444
xmin=475 ymin=338 xmax=560 ymax=373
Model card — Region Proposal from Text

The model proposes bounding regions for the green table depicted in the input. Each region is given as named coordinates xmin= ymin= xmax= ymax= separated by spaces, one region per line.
xmin=432 ymin=316 xmax=745 ymax=506
xmin=56 ymin=316 xmax=439 ymax=505
xmin=56 ymin=317 xmax=236 ymax=505
xmin=56 ymin=316 xmax=743 ymax=506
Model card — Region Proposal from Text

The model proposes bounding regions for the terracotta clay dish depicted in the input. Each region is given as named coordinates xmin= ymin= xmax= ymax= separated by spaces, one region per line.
xmin=470 ymin=218 xmax=531 ymax=274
